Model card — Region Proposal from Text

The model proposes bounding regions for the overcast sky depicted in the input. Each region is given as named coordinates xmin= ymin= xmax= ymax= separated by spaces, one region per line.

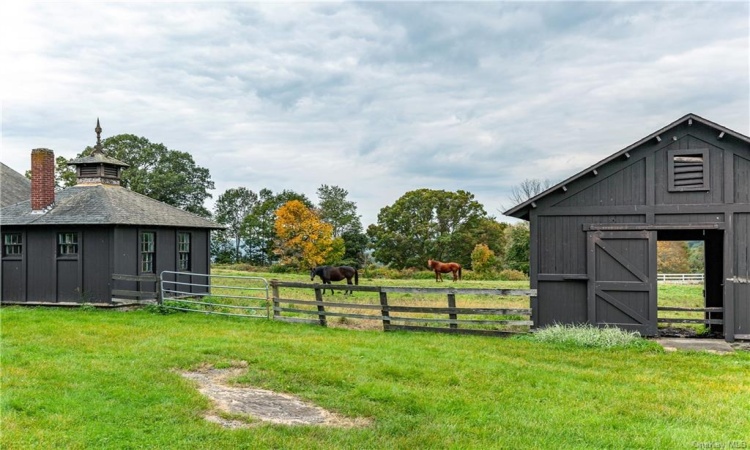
xmin=2 ymin=2 xmax=748 ymax=226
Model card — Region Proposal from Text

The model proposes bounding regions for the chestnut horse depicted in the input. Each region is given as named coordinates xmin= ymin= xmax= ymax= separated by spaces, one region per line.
xmin=427 ymin=259 xmax=462 ymax=282
xmin=310 ymin=265 xmax=359 ymax=295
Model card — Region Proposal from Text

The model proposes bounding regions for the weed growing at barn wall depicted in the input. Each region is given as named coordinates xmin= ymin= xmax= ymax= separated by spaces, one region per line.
xmin=528 ymin=323 xmax=661 ymax=350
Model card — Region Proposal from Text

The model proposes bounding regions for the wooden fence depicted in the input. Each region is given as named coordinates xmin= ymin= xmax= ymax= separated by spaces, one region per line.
xmin=270 ymin=280 xmax=536 ymax=336
xmin=656 ymin=273 xmax=704 ymax=284
xmin=112 ymin=273 xmax=160 ymax=303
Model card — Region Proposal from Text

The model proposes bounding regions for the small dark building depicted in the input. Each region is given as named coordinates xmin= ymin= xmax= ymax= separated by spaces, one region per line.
xmin=505 ymin=113 xmax=749 ymax=342
xmin=1 ymin=122 xmax=222 ymax=305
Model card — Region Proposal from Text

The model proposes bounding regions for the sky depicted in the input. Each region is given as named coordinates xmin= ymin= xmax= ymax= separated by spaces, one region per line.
xmin=1 ymin=2 xmax=748 ymax=227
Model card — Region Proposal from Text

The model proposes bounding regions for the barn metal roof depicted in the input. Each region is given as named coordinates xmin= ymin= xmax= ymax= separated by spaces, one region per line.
xmin=0 ymin=184 xmax=222 ymax=229
xmin=503 ymin=113 xmax=750 ymax=220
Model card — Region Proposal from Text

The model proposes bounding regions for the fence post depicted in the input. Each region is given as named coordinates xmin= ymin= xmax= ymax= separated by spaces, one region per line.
xmin=271 ymin=280 xmax=280 ymax=320
xmin=447 ymin=293 xmax=457 ymax=329
xmin=314 ymin=287 xmax=327 ymax=327
xmin=156 ymin=274 xmax=163 ymax=305
xmin=379 ymin=289 xmax=390 ymax=331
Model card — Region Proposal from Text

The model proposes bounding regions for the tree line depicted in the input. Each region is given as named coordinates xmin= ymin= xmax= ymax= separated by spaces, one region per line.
xmin=50 ymin=134 xmax=533 ymax=273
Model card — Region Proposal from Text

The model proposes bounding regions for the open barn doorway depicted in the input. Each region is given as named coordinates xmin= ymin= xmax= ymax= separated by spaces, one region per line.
xmin=656 ymin=230 xmax=724 ymax=337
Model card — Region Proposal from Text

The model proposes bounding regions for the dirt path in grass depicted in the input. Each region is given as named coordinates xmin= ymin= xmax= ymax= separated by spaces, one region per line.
xmin=180 ymin=365 xmax=370 ymax=428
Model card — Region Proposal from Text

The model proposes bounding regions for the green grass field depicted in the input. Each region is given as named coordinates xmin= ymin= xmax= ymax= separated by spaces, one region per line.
xmin=2 ymin=291 xmax=749 ymax=449
xmin=2 ymin=271 xmax=739 ymax=448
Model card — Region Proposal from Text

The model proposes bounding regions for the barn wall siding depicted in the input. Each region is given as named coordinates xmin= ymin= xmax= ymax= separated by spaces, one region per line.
xmin=1 ymin=228 xmax=25 ymax=302
xmin=553 ymin=159 xmax=647 ymax=208
xmin=538 ymin=215 xmax=645 ymax=275
xmin=536 ymin=281 xmax=587 ymax=327
xmin=734 ymin=213 xmax=750 ymax=336
xmin=27 ymin=230 xmax=57 ymax=302
xmin=113 ymin=227 xmax=139 ymax=295
xmin=654 ymin=213 xmax=724 ymax=224
xmin=736 ymin=154 xmax=750 ymax=204
xmin=1 ymin=259 xmax=24 ymax=301
xmin=82 ymin=228 xmax=112 ymax=302
xmin=57 ymin=259 xmax=80 ymax=302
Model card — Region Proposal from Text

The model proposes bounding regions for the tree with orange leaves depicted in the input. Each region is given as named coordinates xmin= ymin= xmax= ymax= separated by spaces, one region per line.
xmin=273 ymin=200 xmax=343 ymax=269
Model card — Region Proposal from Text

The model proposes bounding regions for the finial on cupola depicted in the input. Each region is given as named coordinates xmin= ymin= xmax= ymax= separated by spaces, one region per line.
xmin=93 ymin=118 xmax=104 ymax=155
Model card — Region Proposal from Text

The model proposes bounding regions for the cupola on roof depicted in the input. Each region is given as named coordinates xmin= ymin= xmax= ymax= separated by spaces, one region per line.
xmin=68 ymin=119 xmax=129 ymax=185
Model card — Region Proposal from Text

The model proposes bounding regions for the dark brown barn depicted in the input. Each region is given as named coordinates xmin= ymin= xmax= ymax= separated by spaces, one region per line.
xmin=505 ymin=113 xmax=749 ymax=342
xmin=1 ymin=124 xmax=222 ymax=305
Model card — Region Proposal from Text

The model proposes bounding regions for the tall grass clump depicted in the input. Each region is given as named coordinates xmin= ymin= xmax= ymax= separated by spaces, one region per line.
xmin=532 ymin=323 xmax=656 ymax=349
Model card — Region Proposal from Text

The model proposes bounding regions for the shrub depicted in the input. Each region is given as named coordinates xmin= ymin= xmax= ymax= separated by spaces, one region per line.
xmin=471 ymin=244 xmax=496 ymax=275
xmin=361 ymin=266 xmax=401 ymax=279
xmin=498 ymin=269 xmax=527 ymax=281
xmin=268 ymin=264 xmax=297 ymax=274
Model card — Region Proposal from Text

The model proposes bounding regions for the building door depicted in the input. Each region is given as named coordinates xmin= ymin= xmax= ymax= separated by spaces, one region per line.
xmin=587 ymin=230 xmax=657 ymax=336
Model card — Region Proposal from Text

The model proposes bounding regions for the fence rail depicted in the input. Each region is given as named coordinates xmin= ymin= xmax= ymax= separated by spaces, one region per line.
xmin=160 ymin=271 xmax=269 ymax=318
xmin=656 ymin=273 xmax=704 ymax=284
xmin=111 ymin=273 xmax=160 ymax=303
xmin=270 ymin=280 xmax=535 ymax=336
xmin=657 ymin=306 xmax=723 ymax=325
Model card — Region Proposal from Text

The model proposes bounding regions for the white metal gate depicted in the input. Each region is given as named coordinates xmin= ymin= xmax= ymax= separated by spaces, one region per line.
xmin=160 ymin=271 xmax=269 ymax=318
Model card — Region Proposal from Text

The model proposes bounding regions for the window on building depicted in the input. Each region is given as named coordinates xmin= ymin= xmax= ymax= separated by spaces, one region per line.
xmin=2 ymin=233 xmax=23 ymax=257
xmin=141 ymin=232 xmax=155 ymax=273
xmin=178 ymin=232 xmax=191 ymax=271
xmin=57 ymin=232 xmax=79 ymax=256
xmin=668 ymin=149 xmax=710 ymax=192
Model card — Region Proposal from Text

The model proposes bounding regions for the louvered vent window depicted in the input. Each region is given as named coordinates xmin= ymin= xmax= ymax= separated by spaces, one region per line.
xmin=668 ymin=149 xmax=709 ymax=192
xmin=104 ymin=166 xmax=119 ymax=178
xmin=79 ymin=165 xmax=98 ymax=177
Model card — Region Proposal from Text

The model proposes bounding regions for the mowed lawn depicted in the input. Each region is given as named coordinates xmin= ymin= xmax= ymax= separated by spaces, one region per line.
xmin=2 ymin=304 xmax=749 ymax=449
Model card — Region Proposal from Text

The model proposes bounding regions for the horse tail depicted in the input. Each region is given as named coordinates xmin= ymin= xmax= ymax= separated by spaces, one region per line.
xmin=459 ymin=265 xmax=462 ymax=280
xmin=354 ymin=269 xmax=359 ymax=285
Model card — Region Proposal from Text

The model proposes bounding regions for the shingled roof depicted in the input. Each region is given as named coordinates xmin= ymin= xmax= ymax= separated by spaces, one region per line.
xmin=0 ymin=184 xmax=222 ymax=229
xmin=1 ymin=163 xmax=32 ymax=208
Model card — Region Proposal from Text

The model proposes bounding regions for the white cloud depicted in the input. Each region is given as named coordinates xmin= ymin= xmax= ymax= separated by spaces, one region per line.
xmin=1 ymin=1 xmax=748 ymax=227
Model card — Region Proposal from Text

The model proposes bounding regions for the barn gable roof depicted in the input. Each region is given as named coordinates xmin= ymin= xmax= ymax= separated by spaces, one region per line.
xmin=0 ymin=163 xmax=32 ymax=208
xmin=503 ymin=113 xmax=750 ymax=220
xmin=0 ymin=184 xmax=222 ymax=229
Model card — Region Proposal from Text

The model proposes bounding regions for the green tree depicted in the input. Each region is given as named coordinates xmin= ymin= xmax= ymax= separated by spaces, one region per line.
xmin=687 ymin=241 xmax=705 ymax=273
xmin=367 ymin=189 xmax=487 ymax=269
xmin=471 ymin=218 xmax=509 ymax=268
xmin=243 ymin=189 xmax=312 ymax=266
xmin=70 ymin=134 xmax=216 ymax=216
xmin=316 ymin=184 xmax=367 ymax=267
xmin=26 ymin=156 xmax=77 ymax=188
xmin=213 ymin=187 xmax=258 ymax=263
xmin=316 ymin=185 xmax=360 ymax=237
xmin=504 ymin=222 xmax=530 ymax=274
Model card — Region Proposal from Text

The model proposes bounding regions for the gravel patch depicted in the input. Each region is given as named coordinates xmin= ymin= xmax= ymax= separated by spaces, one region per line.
xmin=180 ymin=365 xmax=370 ymax=428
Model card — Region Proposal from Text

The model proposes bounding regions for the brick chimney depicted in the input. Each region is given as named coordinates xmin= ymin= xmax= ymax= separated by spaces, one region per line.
xmin=31 ymin=148 xmax=55 ymax=211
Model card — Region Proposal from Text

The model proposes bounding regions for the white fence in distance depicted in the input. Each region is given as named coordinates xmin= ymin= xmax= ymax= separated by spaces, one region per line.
xmin=657 ymin=273 xmax=704 ymax=284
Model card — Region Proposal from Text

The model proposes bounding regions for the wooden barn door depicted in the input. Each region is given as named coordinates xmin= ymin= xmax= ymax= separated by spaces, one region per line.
xmin=587 ymin=230 xmax=657 ymax=336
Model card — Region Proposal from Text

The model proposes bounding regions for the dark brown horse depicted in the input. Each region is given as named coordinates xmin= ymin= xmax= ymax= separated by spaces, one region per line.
xmin=310 ymin=265 xmax=359 ymax=295
xmin=427 ymin=259 xmax=462 ymax=282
